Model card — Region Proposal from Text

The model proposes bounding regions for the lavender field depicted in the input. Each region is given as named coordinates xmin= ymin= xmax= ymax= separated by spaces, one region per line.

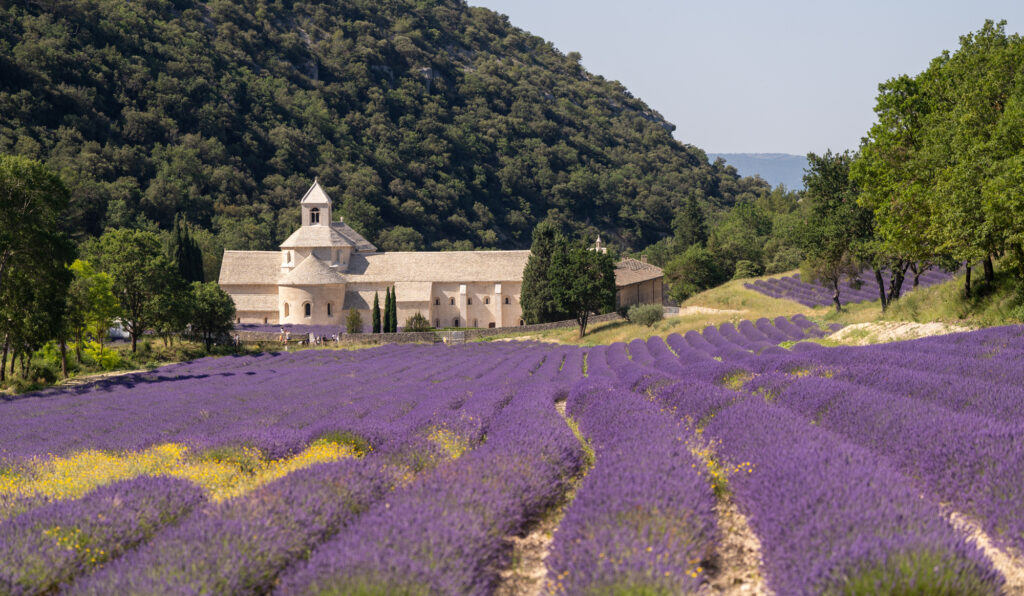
xmin=1 ymin=315 xmax=1021 ymax=594
xmin=745 ymin=269 xmax=952 ymax=308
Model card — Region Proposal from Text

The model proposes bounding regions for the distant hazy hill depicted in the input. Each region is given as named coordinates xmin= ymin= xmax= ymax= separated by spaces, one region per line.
xmin=708 ymin=153 xmax=808 ymax=190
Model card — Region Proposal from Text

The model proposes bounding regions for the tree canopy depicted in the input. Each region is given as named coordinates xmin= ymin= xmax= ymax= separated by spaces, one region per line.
xmin=0 ymin=0 xmax=769 ymax=270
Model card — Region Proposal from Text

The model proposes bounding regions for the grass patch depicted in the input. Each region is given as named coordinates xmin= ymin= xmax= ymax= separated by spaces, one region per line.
xmin=825 ymin=549 xmax=1000 ymax=595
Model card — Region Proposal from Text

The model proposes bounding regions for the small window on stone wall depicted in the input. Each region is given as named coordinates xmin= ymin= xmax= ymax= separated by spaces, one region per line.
xmin=310 ymin=208 xmax=320 ymax=224
xmin=264 ymin=317 xmax=268 ymax=324
xmin=453 ymin=318 xmax=459 ymax=327
xmin=467 ymin=298 xmax=472 ymax=305
xmin=504 ymin=297 xmax=510 ymax=305
xmin=435 ymin=298 xmax=440 ymax=305
xmin=472 ymin=318 xmax=478 ymax=327
xmin=450 ymin=297 xmax=455 ymax=305
xmin=519 ymin=319 xmax=524 ymax=326
xmin=304 ymin=303 xmax=311 ymax=318
xmin=435 ymin=319 xmax=440 ymax=328
xmin=284 ymin=303 xmax=290 ymax=316
xmin=488 ymin=322 xmax=496 ymax=328
xmin=327 ymin=303 xmax=332 ymax=317
xmin=484 ymin=297 xmax=490 ymax=304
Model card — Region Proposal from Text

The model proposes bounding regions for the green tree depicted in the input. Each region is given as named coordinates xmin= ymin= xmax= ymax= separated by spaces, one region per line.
xmin=170 ymin=215 xmax=205 ymax=283
xmin=672 ymin=194 xmax=708 ymax=249
xmin=799 ymin=150 xmax=874 ymax=311
xmin=521 ymin=220 xmax=570 ymax=324
xmin=389 ymin=286 xmax=398 ymax=332
xmin=548 ymin=239 xmax=616 ymax=337
xmin=66 ymin=260 xmax=120 ymax=363
xmin=383 ymin=287 xmax=392 ymax=333
xmin=0 ymin=156 xmax=75 ymax=380
xmin=404 ymin=311 xmax=431 ymax=332
xmin=191 ymin=281 xmax=236 ymax=350
xmin=664 ymin=245 xmax=727 ymax=302
xmin=346 ymin=308 xmax=363 ymax=334
xmin=95 ymin=229 xmax=179 ymax=352
xmin=371 ymin=292 xmax=381 ymax=333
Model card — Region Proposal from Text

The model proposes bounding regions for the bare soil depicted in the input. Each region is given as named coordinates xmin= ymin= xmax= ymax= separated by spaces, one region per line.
xmin=827 ymin=321 xmax=972 ymax=345
xmin=948 ymin=511 xmax=1024 ymax=594
xmin=700 ymin=497 xmax=771 ymax=595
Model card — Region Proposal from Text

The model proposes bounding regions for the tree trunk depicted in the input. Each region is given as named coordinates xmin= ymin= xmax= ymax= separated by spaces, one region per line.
xmin=131 ymin=331 xmax=137 ymax=353
xmin=887 ymin=269 xmax=906 ymax=303
xmin=964 ymin=265 xmax=972 ymax=297
xmin=59 ymin=339 xmax=68 ymax=380
xmin=74 ymin=329 xmax=82 ymax=364
xmin=832 ymin=279 xmax=842 ymax=312
xmin=983 ymin=254 xmax=995 ymax=283
xmin=1 ymin=333 xmax=8 ymax=382
xmin=874 ymin=269 xmax=888 ymax=312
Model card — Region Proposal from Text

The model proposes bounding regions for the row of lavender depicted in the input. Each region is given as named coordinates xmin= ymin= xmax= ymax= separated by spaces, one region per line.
xmin=5 ymin=320 xmax=1018 ymax=593
xmin=555 ymin=326 xmax=1024 ymax=593
xmin=745 ymin=269 xmax=951 ymax=307
xmin=1 ymin=341 xmax=589 ymax=594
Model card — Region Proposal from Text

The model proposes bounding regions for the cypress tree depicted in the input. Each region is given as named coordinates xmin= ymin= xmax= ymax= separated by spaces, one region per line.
xmin=371 ymin=291 xmax=381 ymax=333
xmin=389 ymin=286 xmax=398 ymax=331
xmin=383 ymin=287 xmax=393 ymax=333
xmin=521 ymin=220 xmax=570 ymax=324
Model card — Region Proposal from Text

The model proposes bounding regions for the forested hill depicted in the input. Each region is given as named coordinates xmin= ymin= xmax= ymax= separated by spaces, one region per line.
xmin=0 ymin=0 xmax=769 ymax=257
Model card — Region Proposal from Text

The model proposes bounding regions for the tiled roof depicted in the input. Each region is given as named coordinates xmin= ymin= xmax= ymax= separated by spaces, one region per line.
xmin=614 ymin=257 xmax=664 ymax=286
xmin=346 ymin=251 xmax=531 ymax=283
xmin=279 ymin=221 xmax=376 ymax=251
xmin=218 ymin=251 xmax=281 ymax=285
xmin=279 ymin=256 xmax=345 ymax=286
xmin=231 ymin=294 xmax=278 ymax=312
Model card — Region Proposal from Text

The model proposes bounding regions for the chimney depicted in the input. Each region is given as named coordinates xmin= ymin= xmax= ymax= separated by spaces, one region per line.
xmin=641 ymin=255 xmax=648 ymax=264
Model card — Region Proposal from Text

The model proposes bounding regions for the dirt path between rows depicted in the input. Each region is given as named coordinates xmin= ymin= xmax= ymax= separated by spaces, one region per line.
xmin=494 ymin=399 xmax=585 ymax=596
xmin=700 ymin=497 xmax=771 ymax=595
xmin=948 ymin=511 xmax=1024 ymax=593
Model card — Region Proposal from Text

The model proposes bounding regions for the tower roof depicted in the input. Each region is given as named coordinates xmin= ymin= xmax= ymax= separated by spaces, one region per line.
xmin=299 ymin=178 xmax=332 ymax=205
xmin=279 ymin=221 xmax=376 ymax=251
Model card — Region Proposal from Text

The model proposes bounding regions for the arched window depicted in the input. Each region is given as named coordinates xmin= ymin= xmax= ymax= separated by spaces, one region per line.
xmin=310 ymin=208 xmax=320 ymax=224
xmin=504 ymin=297 xmax=510 ymax=305
xmin=453 ymin=318 xmax=459 ymax=327
xmin=519 ymin=319 xmax=525 ymax=326
xmin=484 ymin=297 xmax=490 ymax=305
xmin=284 ymin=303 xmax=290 ymax=317
xmin=450 ymin=297 xmax=455 ymax=305
xmin=304 ymin=303 xmax=311 ymax=318
xmin=327 ymin=303 xmax=333 ymax=317
xmin=434 ymin=298 xmax=440 ymax=305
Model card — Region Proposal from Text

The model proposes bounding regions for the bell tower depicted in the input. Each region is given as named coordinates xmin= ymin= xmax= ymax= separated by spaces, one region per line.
xmin=300 ymin=178 xmax=332 ymax=226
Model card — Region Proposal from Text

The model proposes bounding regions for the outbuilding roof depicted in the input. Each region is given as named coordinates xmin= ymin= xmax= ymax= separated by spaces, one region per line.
xmin=614 ymin=257 xmax=664 ymax=286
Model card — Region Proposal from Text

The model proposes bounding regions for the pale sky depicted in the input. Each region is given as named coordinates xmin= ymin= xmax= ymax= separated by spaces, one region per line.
xmin=470 ymin=1 xmax=1024 ymax=155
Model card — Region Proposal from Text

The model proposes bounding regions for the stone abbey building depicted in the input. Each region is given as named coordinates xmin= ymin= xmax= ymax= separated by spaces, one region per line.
xmin=218 ymin=180 xmax=663 ymax=329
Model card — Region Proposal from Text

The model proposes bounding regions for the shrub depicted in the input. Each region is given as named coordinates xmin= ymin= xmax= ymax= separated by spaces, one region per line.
xmin=346 ymin=308 xmax=363 ymax=334
xmin=627 ymin=303 xmax=663 ymax=327
xmin=732 ymin=260 xmax=760 ymax=279
xmin=403 ymin=312 xmax=432 ymax=332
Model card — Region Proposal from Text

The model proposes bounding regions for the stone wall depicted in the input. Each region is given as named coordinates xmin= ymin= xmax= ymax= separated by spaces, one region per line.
xmin=233 ymin=312 xmax=624 ymax=347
